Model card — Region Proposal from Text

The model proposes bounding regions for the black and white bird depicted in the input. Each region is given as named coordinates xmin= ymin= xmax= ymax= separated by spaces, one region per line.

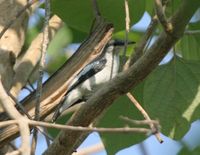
xmin=52 ymin=40 xmax=135 ymax=122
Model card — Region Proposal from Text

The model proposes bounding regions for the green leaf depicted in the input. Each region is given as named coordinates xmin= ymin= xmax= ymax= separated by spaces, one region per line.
xmin=145 ymin=0 xmax=154 ymax=15
xmin=144 ymin=57 xmax=200 ymax=139
xmin=178 ymin=146 xmax=200 ymax=155
xmin=165 ymin=0 xmax=182 ymax=17
xmin=179 ymin=35 xmax=200 ymax=61
xmin=99 ymin=83 xmax=146 ymax=154
xmin=48 ymin=25 xmax=72 ymax=56
xmin=46 ymin=25 xmax=72 ymax=74
xmin=176 ymin=21 xmax=200 ymax=60
xmin=51 ymin=0 xmax=145 ymax=33
xmin=70 ymin=27 xmax=88 ymax=42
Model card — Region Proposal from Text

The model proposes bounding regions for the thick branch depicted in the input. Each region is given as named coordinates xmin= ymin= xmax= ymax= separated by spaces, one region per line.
xmin=0 ymin=78 xmax=30 ymax=155
xmin=44 ymin=0 xmax=200 ymax=154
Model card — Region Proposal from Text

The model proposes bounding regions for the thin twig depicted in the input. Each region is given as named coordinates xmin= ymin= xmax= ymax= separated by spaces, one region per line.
xmin=0 ymin=0 xmax=39 ymax=39
xmin=29 ymin=120 xmax=152 ymax=134
xmin=32 ymin=0 xmax=50 ymax=154
xmin=6 ymin=150 xmax=21 ymax=155
xmin=126 ymin=92 xmax=163 ymax=143
xmin=154 ymin=0 xmax=172 ymax=33
xmin=0 ymin=77 xmax=30 ymax=155
xmin=35 ymin=0 xmax=50 ymax=122
xmin=121 ymin=11 xmax=161 ymax=141
xmin=43 ymin=127 xmax=52 ymax=147
xmin=90 ymin=0 xmax=103 ymax=33
xmin=143 ymin=31 xmax=154 ymax=53
xmin=121 ymin=0 xmax=130 ymax=69
xmin=9 ymin=92 xmax=32 ymax=118
xmin=92 ymin=0 xmax=101 ymax=18
xmin=9 ymin=142 xmax=18 ymax=151
xmin=0 ymin=120 xmax=17 ymax=128
xmin=120 ymin=116 xmax=159 ymax=127
xmin=124 ymin=15 xmax=158 ymax=69
xmin=23 ymin=86 xmax=33 ymax=93
xmin=8 ymin=92 xmax=53 ymax=143
xmin=184 ymin=30 xmax=200 ymax=35
xmin=28 ymin=80 xmax=35 ymax=91
xmin=73 ymin=143 xmax=104 ymax=155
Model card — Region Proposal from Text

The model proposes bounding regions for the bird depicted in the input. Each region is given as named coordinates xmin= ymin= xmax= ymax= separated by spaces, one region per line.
xmin=52 ymin=40 xmax=135 ymax=122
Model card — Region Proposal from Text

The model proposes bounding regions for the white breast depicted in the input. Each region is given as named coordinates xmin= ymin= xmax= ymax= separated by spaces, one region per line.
xmin=81 ymin=52 xmax=120 ymax=91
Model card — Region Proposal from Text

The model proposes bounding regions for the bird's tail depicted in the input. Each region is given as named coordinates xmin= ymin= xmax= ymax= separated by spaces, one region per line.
xmin=51 ymin=97 xmax=66 ymax=122
xmin=51 ymin=97 xmax=85 ymax=122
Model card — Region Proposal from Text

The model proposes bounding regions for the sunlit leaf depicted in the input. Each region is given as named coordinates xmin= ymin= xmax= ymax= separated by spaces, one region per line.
xmin=51 ymin=0 xmax=145 ymax=33
xmin=178 ymin=21 xmax=200 ymax=60
xmin=144 ymin=57 xmax=200 ymax=139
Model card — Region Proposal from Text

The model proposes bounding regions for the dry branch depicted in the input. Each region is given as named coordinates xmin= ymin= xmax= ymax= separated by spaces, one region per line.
xmin=0 ymin=77 xmax=30 ymax=155
xmin=28 ymin=120 xmax=151 ymax=134
xmin=32 ymin=0 xmax=51 ymax=154
xmin=126 ymin=92 xmax=163 ymax=143
xmin=72 ymin=143 xmax=104 ymax=155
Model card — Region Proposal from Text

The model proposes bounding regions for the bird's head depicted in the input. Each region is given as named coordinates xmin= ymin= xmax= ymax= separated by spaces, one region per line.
xmin=105 ymin=39 xmax=135 ymax=54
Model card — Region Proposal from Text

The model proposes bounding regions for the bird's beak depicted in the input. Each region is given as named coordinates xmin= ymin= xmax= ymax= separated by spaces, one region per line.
xmin=113 ymin=40 xmax=135 ymax=46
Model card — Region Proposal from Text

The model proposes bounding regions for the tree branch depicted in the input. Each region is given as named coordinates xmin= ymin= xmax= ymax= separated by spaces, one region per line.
xmin=121 ymin=0 xmax=130 ymax=68
xmin=154 ymin=0 xmax=172 ymax=33
xmin=28 ymin=120 xmax=152 ymax=134
xmin=73 ymin=143 xmax=104 ymax=155
xmin=126 ymin=92 xmax=163 ymax=143
xmin=44 ymin=0 xmax=200 ymax=154
xmin=184 ymin=30 xmax=200 ymax=35
xmin=124 ymin=15 xmax=158 ymax=69
xmin=32 ymin=0 xmax=51 ymax=154
xmin=0 ymin=77 xmax=30 ymax=155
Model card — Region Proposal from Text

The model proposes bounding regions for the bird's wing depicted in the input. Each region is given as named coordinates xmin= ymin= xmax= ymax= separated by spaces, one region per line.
xmin=52 ymin=58 xmax=107 ymax=122
xmin=65 ymin=58 xmax=107 ymax=95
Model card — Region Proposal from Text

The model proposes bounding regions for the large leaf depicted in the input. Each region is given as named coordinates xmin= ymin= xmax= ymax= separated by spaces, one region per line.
xmin=145 ymin=0 xmax=154 ymax=15
xmin=46 ymin=25 xmax=72 ymax=74
xmin=178 ymin=21 xmax=200 ymax=60
xmin=165 ymin=0 xmax=182 ymax=17
xmin=144 ymin=57 xmax=200 ymax=139
xmin=99 ymin=83 xmax=147 ymax=154
xmin=51 ymin=0 xmax=145 ymax=33
xmin=178 ymin=146 xmax=200 ymax=155
xmin=179 ymin=35 xmax=200 ymax=61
